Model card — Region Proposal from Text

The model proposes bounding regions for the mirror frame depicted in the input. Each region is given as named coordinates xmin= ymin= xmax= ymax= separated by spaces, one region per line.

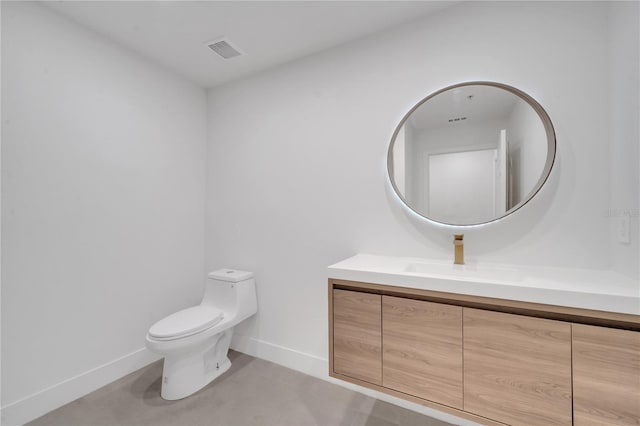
xmin=387 ymin=81 xmax=556 ymax=226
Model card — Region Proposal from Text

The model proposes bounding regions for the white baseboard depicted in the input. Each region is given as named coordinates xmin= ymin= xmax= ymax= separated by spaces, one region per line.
xmin=0 ymin=348 xmax=161 ymax=426
xmin=231 ymin=333 xmax=328 ymax=378
xmin=1 ymin=337 xmax=479 ymax=426
xmin=231 ymin=335 xmax=479 ymax=426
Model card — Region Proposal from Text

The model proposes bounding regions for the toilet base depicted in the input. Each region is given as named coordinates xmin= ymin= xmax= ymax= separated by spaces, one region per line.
xmin=159 ymin=330 xmax=233 ymax=400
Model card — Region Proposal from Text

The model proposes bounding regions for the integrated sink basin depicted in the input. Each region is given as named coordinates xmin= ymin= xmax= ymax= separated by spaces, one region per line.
xmin=403 ymin=260 xmax=523 ymax=282
xmin=328 ymin=254 xmax=640 ymax=315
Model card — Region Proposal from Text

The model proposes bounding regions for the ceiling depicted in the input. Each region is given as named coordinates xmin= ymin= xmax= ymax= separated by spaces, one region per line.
xmin=44 ymin=1 xmax=456 ymax=88
xmin=408 ymin=85 xmax=521 ymax=130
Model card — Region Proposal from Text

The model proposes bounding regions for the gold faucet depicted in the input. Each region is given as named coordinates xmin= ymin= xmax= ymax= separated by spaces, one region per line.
xmin=453 ymin=234 xmax=464 ymax=265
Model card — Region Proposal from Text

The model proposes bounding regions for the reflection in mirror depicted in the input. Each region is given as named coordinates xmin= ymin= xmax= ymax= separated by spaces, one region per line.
xmin=389 ymin=82 xmax=555 ymax=226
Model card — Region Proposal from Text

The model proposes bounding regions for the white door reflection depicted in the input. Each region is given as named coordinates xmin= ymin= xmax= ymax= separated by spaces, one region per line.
xmin=428 ymin=149 xmax=498 ymax=224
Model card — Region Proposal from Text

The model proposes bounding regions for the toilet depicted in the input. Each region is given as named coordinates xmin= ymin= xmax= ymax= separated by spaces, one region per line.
xmin=146 ymin=269 xmax=257 ymax=400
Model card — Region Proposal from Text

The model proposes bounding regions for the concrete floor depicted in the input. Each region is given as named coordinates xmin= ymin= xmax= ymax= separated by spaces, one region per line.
xmin=27 ymin=351 xmax=454 ymax=426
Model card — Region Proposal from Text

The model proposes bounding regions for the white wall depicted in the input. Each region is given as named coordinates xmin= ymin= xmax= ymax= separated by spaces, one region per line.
xmin=506 ymin=98 xmax=548 ymax=205
xmin=206 ymin=0 xmax=638 ymax=386
xmin=608 ymin=1 xmax=640 ymax=279
xmin=1 ymin=2 xmax=207 ymax=423
xmin=0 ymin=1 xmax=3 ymax=413
xmin=428 ymin=149 xmax=497 ymax=224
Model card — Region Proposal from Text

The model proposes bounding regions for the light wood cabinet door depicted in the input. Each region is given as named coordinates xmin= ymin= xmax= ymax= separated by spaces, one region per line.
xmin=382 ymin=296 xmax=463 ymax=409
xmin=332 ymin=289 xmax=382 ymax=385
xmin=463 ymin=308 xmax=572 ymax=426
xmin=573 ymin=324 xmax=640 ymax=425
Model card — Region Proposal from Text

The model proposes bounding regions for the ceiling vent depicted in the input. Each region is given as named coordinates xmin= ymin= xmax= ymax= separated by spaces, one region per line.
xmin=205 ymin=38 xmax=244 ymax=59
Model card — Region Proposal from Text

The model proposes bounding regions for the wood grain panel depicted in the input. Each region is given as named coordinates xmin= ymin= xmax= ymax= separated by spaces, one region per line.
xmin=333 ymin=289 xmax=382 ymax=385
xmin=330 ymin=278 xmax=640 ymax=330
xmin=382 ymin=296 xmax=463 ymax=409
xmin=463 ymin=308 xmax=572 ymax=426
xmin=573 ymin=324 xmax=640 ymax=425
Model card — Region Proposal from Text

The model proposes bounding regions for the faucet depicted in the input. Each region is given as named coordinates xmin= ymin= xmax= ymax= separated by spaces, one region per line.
xmin=453 ymin=234 xmax=464 ymax=265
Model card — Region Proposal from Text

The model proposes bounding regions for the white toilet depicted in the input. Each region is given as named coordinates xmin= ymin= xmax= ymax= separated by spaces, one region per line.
xmin=146 ymin=269 xmax=257 ymax=400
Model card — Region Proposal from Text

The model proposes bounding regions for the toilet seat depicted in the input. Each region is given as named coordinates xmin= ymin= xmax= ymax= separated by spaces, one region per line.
xmin=149 ymin=306 xmax=224 ymax=340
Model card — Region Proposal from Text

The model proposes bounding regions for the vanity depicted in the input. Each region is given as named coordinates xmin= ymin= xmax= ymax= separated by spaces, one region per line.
xmin=338 ymin=82 xmax=640 ymax=425
xmin=328 ymin=254 xmax=640 ymax=426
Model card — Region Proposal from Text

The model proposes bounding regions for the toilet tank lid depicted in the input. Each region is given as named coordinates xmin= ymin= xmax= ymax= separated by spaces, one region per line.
xmin=208 ymin=269 xmax=254 ymax=282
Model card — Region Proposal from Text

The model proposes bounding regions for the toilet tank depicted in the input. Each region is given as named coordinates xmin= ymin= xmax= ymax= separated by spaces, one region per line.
xmin=201 ymin=269 xmax=257 ymax=322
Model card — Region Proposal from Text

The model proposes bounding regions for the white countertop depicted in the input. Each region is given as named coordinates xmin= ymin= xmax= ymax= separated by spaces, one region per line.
xmin=328 ymin=254 xmax=640 ymax=315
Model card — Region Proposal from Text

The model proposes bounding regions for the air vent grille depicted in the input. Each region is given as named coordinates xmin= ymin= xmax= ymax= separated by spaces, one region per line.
xmin=206 ymin=38 xmax=244 ymax=59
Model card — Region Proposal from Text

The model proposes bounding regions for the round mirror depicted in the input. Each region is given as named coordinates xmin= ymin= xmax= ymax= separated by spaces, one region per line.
xmin=388 ymin=82 xmax=556 ymax=226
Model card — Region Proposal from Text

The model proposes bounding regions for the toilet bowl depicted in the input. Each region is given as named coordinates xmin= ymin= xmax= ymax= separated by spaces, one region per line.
xmin=146 ymin=269 xmax=257 ymax=400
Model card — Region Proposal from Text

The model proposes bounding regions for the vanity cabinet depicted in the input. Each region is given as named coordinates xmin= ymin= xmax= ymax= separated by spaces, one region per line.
xmin=572 ymin=324 xmax=640 ymax=425
xmin=329 ymin=279 xmax=640 ymax=426
xmin=383 ymin=296 xmax=463 ymax=409
xmin=463 ymin=309 xmax=572 ymax=425
xmin=332 ymin=289 xmax=382 ymax=385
